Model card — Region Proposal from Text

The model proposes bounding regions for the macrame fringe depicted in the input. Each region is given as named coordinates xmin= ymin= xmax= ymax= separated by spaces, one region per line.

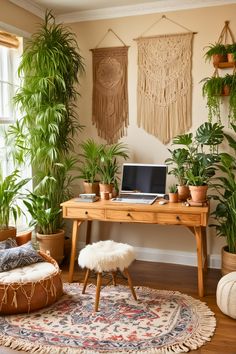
xmin=137 ymin=33 xmax=193 ymax=144
xmin=0 ymin=285 xmax=216 ymax=354
xmin=92 ymin=46 xmax=129 ymax=144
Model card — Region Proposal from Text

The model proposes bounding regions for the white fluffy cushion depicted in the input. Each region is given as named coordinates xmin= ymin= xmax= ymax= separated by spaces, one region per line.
xmin=0 ymin=262 xmax=56 ymax=283
xmin=78 ymin=240 xmax=136 ymax=273
xmin=216 ymin=271 xmax=236 ymax=319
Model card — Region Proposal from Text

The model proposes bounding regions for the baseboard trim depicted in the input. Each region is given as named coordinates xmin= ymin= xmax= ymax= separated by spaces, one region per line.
xmin=77 ymin=242 xmax=221 ymax=269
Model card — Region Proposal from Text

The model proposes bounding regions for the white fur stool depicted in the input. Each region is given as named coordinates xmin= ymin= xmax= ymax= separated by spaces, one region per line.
xmin=216 ymin=271 xmax=236 ymax=319
xmin=78 ymin=240 xmax=137 ymax=311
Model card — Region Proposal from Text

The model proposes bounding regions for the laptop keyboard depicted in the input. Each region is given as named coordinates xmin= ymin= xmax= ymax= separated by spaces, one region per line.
xmin=112 ymin=194 xmax=158 ymax=205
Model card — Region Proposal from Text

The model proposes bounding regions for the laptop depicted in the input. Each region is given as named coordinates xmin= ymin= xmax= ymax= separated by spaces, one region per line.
xmin=112 ymin=163 xmax=167 ymax=204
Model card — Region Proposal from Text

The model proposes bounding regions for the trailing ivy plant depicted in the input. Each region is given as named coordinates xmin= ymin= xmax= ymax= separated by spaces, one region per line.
xmin=8 ymin=11 xmax=85 ymax=234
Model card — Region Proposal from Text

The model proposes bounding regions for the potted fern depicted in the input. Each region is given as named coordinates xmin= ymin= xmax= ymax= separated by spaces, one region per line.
xmin=8 ymin=11 xmax=84 ymax=262
xmin=204 ymin=43 xmax=227 ymax=65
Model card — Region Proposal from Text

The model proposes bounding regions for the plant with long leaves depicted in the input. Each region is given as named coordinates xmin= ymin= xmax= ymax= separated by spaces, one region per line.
xmin=78 ymin=139 xmax=103 ymax=183
xmin=210 ymin=123 xmax=236 ymax=253
xmin=98 ymin=142 xmax=129 ymax=191
xmin=7 ymin=11 xmax=85 ymax=234
xmin=0 ymin=169 xmax=30 ymax=230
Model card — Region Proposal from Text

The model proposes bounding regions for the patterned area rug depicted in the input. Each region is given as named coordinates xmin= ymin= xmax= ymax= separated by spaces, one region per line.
xmin=0 ymin=283 xmax=216 ymax=354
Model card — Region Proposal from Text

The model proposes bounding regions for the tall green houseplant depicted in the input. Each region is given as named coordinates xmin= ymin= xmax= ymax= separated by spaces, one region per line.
xmin=8 ymin=11 xmax=84 ymax=236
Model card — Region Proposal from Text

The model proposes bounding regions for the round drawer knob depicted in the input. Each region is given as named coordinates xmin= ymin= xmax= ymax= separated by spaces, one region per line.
xmin=176 ymin=216 xmax=180 ymax=221
xmin=85 ymin=211 xmax=88 ymax=215
xmin=127 ymin=213 xmax=131 ymax=217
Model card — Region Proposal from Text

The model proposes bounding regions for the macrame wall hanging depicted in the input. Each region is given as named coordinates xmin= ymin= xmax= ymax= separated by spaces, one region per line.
xmin=135 ymin=15 xmax=195 ymax=145
xmin=91 ymin=29 xmax=129 ymax=144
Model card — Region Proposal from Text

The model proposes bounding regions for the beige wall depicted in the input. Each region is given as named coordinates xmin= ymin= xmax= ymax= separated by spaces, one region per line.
xmin=2 ymin=1 xmax=236 ymax=266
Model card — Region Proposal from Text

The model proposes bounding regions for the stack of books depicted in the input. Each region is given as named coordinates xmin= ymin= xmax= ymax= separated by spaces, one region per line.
xmin=74 ymin=193 xmax=99 ymax=203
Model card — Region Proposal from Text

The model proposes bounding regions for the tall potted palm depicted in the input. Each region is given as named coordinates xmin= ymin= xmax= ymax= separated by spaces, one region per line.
xmin=8 ymin=11 xmax=84 ymax=262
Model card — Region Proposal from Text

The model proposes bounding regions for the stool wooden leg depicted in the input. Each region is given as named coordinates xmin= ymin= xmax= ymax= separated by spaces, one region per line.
xmin=95 ymin=272 xmax=102 ymax=312
xmin=82 ymin=269 xmax=90 ymax=294
xmin=111 ymin=271 xmax=117 ymax=286
xmin=123 ymin=268 xmax=137 ymax=301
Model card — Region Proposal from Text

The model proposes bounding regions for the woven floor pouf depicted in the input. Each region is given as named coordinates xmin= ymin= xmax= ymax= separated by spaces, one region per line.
xmin=78 ymin=240 xmax=137 ymax=311
xmin=216 ymin=271 xmax=236 ymax=319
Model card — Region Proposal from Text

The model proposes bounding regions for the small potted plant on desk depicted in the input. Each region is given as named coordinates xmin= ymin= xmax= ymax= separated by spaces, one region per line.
xmin=98 ymin=142 xmax=129 ymax=199
xmin=78 ymin=139 xmax=102 ymax=196
xmin=165 ymin=147 xmax=190 ymax=201
xmin=210 ymin=123 xmax=236 ymax=274
xmin=168 ymin=184 xmax=178 ymax=203
xmin=169 ymin=122 xmax=224 ymax=204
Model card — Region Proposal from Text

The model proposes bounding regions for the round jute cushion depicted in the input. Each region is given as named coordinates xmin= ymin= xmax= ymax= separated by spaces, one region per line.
xmin=216 ymin=271 xmax=236 ymax=319
xmin=78 ymin=240 xmax=135 ymax=273
xmin=0 ymin=251 xmax=63 ymax=315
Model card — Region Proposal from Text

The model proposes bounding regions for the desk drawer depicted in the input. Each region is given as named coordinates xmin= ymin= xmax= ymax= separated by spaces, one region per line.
xmin=66 ymin=207 xmax=105 ymax=220
xmin=106 ymin=210 xmax=156 ymax=223
xmin=157 ymin=213 xmax=201 ymax=226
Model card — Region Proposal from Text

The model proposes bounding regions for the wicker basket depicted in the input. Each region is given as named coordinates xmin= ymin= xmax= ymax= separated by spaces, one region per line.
xmin=0 ymin=251 xmax=63 ymax=315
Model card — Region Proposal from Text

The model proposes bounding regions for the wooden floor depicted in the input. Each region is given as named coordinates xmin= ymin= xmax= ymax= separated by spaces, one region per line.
xmin=1 ymin=260 xmax=236 ymax=354
xmin=61 ymin=260 xmax=236 ymax=354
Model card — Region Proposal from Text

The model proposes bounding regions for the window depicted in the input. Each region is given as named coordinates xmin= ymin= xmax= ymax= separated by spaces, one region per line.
xmin=0 ymin=32 xmax=32 ymax=230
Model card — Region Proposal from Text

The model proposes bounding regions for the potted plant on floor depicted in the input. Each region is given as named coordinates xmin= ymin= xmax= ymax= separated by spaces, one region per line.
xmin=0 ymin=169 xmax=30 ymax=241
xmin=78 ymin=139 xmax=102 ymax=196
xmin=98 ymin=142 xmax=129 ymax=198
xmin=210 ymin=123 xmax=236 ymax=274
xmin=7 ymin=11 xmax=85 ymax=262
xmin=169 ymin=122 xmax=224 ymax=203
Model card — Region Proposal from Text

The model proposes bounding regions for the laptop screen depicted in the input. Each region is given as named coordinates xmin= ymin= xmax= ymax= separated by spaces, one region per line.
xmin=120 ymin=163 xmax=167 ymax=196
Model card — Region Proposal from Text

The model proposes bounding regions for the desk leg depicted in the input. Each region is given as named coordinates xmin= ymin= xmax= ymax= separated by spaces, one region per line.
xmin=202 ymin=227 xmax=208 ymax=272
xmin=85 ymin=220 xmax=92 ymax=245
xmin=194 ymin=226 xmax=205 ymax=297
xmin=68 ymin=220 xmax=82 ymax=283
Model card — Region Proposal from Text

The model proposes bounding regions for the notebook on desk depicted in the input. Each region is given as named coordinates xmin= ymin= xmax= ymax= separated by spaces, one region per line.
xmin=112 ymin=163 xmax=167 ymax=205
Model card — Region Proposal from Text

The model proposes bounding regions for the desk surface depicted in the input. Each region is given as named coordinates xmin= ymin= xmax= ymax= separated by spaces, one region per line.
xmin=61 ymin=198 xmax=209 ymax=227
xmin=61 ymin=198 xmax=209 ymax=297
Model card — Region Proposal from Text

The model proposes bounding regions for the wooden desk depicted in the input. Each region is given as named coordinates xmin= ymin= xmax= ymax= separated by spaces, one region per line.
xmin=61 ymin=199 xmax=209 ymax=297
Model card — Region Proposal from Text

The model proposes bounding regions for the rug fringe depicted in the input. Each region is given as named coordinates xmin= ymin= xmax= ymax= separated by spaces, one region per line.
xmin=0 ymin=285 xmax=216 ymax=354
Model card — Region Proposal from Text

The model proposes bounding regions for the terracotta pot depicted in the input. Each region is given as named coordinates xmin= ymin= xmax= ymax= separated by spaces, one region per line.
xmin=168 ymin=193 xmax=179 ymax=203
xmin=177 ymin=185 xmax=190 ymax=202
xmin=16 ymin=230 xmax=32 ymax=246
xmin=83 ymin=181 xmax=100 ymax=196
xmin=222 ymin=84 xmax=230 ymax=96
xmin=36 ymin=229 xmax=65 ymax=264
xmin=189 ymin=185 xmax=208 ymax=203
xmin=221 ymin=246 xmax=236 ymax=275
xmin=0 ymin=227 xmax=16 ymax=241
xmin=99 ymin=183 xmax=113 ymax=200
xmin=227 ymin=53 xmax=235 ymax=63
xmin=213 ymin=53 xmax=227 ymax=66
